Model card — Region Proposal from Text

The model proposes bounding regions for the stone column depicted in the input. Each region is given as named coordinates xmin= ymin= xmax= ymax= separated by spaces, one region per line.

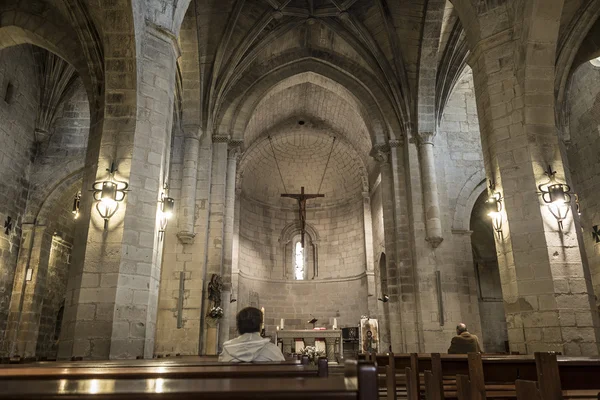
xmin=201 ymin=135 xmax=229 ymax=355
xmin=417 ymin=131 xmax=443 ymax=248
xmin=469 ymin=34 xmax=600 ymax=355
xmin=362 ymin=192 xmax=378 ymax=318
xmin=58 ymin=23 xmax=179 ymax=360
xmin=218 ymin=142 xmax=240 ymax=350
xmin=177 ymin=126 xmax=201 ymax=244
xmin=5 ymin=225 xmax=51 ymax=357
xmin=388 ymin=138 xmax=422 ymax=352
xmin=324 ymin=337 xmax=335 ymax=360
xmin=370 ymin=144 xmax=404 ymax=352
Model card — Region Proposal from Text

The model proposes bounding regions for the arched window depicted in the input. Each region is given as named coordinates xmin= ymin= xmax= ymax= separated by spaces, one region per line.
xmin=294 ymin=241 xmax=305 ymax=280
xmin=280 ymin=222 xmax=319 ymax=280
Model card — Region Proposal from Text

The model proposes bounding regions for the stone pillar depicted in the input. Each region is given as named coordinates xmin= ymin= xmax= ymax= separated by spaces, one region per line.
xmin=371 ymin=144 xmax=404 ymax=352
xmin=389 ymin=138 xmax=422 ymax=352
xmin=177 ymin=126 xmax=201 ymax=244
xmin=469 ymin=35 xmax=600 ymax=355
xmin=5 ymin=225 xmax=51 ymax=357
xmin=201 ymin=135 xmax=229 ymax=355
xmin=324 ymin=337 xmax=335 ymax=360
xmin=362 ymin=192 xmax=378 ymax=319
xmin=417 ymin=132 xmax=443 ymax=248
xmin=58 ymin=23 xmax=179 ymax=360
xmin=218 ymin=143 xmax=240 ymax=350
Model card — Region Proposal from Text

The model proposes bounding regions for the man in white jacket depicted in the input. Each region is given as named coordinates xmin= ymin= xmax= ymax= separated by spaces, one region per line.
xmin=219 ymin=306 xmax=285 ymax=362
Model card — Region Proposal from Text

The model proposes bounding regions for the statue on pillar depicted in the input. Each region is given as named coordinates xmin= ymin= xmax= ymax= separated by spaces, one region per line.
xmin=208 ymin=274 xmax=223 ymax=308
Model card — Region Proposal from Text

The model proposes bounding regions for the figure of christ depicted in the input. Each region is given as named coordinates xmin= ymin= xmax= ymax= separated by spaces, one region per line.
xmin=281 ymin=186 xmax=324 ymax=248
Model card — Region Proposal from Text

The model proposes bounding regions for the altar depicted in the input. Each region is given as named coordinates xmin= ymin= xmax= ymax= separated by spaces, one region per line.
xmin=275 ymin=329 xmax=343 ymax=361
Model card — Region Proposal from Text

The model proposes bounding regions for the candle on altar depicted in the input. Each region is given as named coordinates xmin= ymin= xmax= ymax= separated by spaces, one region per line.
xmin=276 ymin=326 xmax=280 ymax=331
xmin=261 ymin=307 xmax=265 ymax=330
xmin=280 ymin=318 xmax=284 ymax=329
xmin=333 ymin=318 xmax=338 ymax=329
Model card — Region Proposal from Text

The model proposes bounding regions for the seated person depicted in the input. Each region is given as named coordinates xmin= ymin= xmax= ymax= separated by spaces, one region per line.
xmin=447 ymin=323 xmax=482 ymax=354
xmin=219 ymin=306 xmax=285 ymax=362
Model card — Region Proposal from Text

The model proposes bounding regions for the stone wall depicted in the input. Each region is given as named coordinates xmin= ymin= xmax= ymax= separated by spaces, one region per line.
xmin=238 ymin=197 xmax=366 ymax=280
xmin=0 ymin=45 xmax=39 ymax=352
xmin=567 ymin=61 xmax=600 ymax=308
xmin=237 ymin=273 xmax=368 ymax=335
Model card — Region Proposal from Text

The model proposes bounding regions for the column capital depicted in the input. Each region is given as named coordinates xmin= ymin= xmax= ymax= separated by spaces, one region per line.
xmin=183 ymin=124 xmax=202 ymax=139
xmin=415 ymin=131 xmax=436 ymax=146
xmin=465 ymin=29 xmax=513 ymax=68
xmin=370 ymin=144 xmax=390 ymax=164
xmin=145 ymin=20 xmax=181 ymax=59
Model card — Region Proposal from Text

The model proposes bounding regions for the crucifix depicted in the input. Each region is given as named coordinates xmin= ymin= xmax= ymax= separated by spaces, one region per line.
xmin=281 ymin=187 xmax=324 ymax=248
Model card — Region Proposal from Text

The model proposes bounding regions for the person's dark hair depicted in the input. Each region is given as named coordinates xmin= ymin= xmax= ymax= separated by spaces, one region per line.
xmin=236 ymin=307 xmax=262 ymax=334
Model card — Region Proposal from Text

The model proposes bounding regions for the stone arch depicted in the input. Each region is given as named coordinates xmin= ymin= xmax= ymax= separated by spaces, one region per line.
xmin=216 ymin=51 xmax=402 ymax=145
xmin=279 ymin=221 xmax=320 ymax=246
xmin=446 ymin=0 xmax=481 ymax=50
xmin=35 ymin=168 xmax=84 ymax=226
xmin=555 ymin=1 xmax=600 ymax=143
xmin=0 ymin=5 xmax=99 ymax=107
xmin=416 ymin=0 xmax=447 ymax=135
xmin=452 ymin=169 xmax=487 ymax=231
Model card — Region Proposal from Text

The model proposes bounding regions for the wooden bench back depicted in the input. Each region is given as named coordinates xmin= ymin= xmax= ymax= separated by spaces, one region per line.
xmin=0 ymin=360 xmax=377 ymax=400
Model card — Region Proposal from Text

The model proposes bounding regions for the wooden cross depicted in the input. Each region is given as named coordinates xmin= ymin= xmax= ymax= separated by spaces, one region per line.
xmin=281 ymin=186 xmax=323 ymax=248
xmin=4 ymin=216 xmax=12 ymax=235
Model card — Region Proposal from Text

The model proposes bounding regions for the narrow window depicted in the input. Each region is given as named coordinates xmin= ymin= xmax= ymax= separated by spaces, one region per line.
xmin=294 ymin=241 xmax=304 ymax=280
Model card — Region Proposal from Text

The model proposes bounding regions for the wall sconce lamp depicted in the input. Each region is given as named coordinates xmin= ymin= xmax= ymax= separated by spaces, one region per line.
xmin=538 ymin=165 xmax=572 ymax=230
xmin=72 ymin=191 xmax=81 ymax=219
xmin=159 ymin=185 xmax=175 ymax=238
xmin=486 ymin=181 xmax=503 ymax=235
xmin=92 ymin=162 xmax=128 ymax=230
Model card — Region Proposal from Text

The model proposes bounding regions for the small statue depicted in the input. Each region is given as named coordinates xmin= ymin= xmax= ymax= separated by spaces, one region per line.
xmin=208 ymin=274 xmax=223 ymax=308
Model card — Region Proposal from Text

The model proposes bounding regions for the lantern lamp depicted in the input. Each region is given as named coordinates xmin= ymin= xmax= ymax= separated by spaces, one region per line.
xmin=92 ymin=162 xmax=129 ymax=230
xmin=158 ymin=185 xmax=175 ymax=238
xmin=538 ymin=165 xmax=572 ymax=230
xmin=72 ymin=191 xmax=81 ymax=219
xmin=486 ymin=181 xmax=503 ymax=235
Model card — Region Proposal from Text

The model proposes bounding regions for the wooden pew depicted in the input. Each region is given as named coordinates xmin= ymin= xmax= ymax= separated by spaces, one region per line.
xmin=514 ymin=353 xmax=600 ymax=400
xmin=0 ymin=361 xmax=329 ymax=380
xmin=0 ymin=360 xmax=378 ymax=400
xmin=365 ymin=352 xmax=600 ymax=399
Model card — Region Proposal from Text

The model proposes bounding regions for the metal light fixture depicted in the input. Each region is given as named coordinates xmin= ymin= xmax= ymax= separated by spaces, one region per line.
xmin=158 ymin=184 xmax=175 ymax=238
xmin=92 ymin=162 xmax=128 ymax=230
xmin=72 ymin=191 xmax=81 ymax=219
xmin=486 ymin=181 xmax=503 ymax=235
xmin=538 ymin=165 xmax=572 ymax=230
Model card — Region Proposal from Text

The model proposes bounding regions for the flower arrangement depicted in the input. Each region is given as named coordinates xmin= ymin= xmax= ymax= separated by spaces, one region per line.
xmin=208 ymin=306 xmax=224 ymax=319
xmin=300 ymin=346 xmax=326 ymax=364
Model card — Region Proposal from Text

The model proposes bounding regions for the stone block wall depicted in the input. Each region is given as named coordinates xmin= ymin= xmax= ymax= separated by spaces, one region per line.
xmin=567 ymin=61 xmax=600 ymax=308
xmin=0 ymin=45 xmax=39 ymax=352
xmin=237 ymin=273 xmax=368 ymax=335
xmin=238 ymin=197 xmax=366 ymax=280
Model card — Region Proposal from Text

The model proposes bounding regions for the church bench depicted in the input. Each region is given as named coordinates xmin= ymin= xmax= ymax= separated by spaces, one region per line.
xmin=365 ymin=352 xmax=600 ymax=399
xmin=0 ymin=360 xmax=377 ymax=400
xmin=0 ymin=360 xmax=329 ymax=380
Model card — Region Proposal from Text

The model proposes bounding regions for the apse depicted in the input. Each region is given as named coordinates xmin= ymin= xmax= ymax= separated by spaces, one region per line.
xmin=234 ymin=78 xmax=373 ymax=335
